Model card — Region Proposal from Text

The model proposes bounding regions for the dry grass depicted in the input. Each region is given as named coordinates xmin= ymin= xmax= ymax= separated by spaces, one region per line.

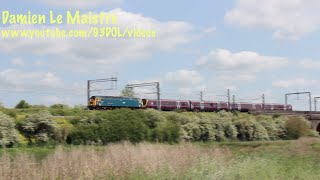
xmin=1 ymin=139 xmax=320 ymax=179
xmin=0 ymin=143 xmax=230 ymax=180
xmin=290 ymin=137 xmax=320 ymax=155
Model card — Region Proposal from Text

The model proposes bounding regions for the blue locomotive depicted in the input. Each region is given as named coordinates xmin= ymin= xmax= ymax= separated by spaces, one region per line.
xmin=88 ymin=96 xmax=145 ymax=110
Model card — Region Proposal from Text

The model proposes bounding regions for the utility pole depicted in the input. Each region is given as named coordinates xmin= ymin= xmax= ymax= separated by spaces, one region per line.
xmin=156 ymin=82 xmax=160 ymax=110
xmin=315 ymin=97 xmax=320 ymax=111
xmin=227 ymin=89 xmax=231 ymax=110
xmin=87 ymin=80 xmax=90 ymax=102
xmin=285 ymin=92 xmax=312 ymax=111
xmin=232 ymin=95 xmax=235 ymax=111
xmin=262 ymin=94 xmax=265 ymax=111
xmin=87 ymin=77 xmax=118 ymax=104
xmin=200 ymin=91 xmax=203 ymax=101
xmin=126 ymin=82 xmax=161 ymax=111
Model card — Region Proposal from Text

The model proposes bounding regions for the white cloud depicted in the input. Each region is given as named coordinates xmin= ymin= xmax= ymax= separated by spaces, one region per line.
xmin=162 ymin=70 xmax=206 ymax=99
xmin=272 ymin=78 xmax=319 ymax=88
xmin=196 ymin=49 xmax=288 ymax=72
xmin=300 ymin=59 xmax=320 ymax=69
xmin=196 ymin=48 xmax=288 ymax=91
xmin=0 ymin=69 xmax=63 ymax=89
xmin=213 ymin=73 xmax=256 ymax=90
xmin=33 ymin=0 xmax=122 ymax=9
xmin=165 ymin=69 xmax=204 ymax=88
xmin=225 ymin=0 xmax=320 ymax=40
xmin=10 ymin=58 xmax=24 ymax=66
xmin=203 ymin=26 xmax=216 ymax=34
xmin=0 ymin=9 xmax=196 ymax=72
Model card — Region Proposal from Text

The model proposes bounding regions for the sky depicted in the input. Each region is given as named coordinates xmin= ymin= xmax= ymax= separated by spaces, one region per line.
xmin=0 ymin=0 xmax=320 ymax=110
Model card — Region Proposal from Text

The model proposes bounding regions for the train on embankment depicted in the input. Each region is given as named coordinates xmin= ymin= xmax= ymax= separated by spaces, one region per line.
xmin=88 ymin=96 xmax=293 ymax=112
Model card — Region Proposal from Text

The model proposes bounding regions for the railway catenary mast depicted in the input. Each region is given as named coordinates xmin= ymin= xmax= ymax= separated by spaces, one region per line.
xmin=262 ymin=94 xmax=265 ymax=111
xmin=232 ymin=95 xmax=235 ymax=111
xmin=126 ymin=82 xmax=161 ymax=111
xmin=285 ymin=92 xmax=312 ymax=111
xmin=315 ymin=97 xmax=320 ymax=111
xmin=87 ymin=77 xmax=118 ymax=103
xmin=227 ymin=89 xmax=231 ymax=110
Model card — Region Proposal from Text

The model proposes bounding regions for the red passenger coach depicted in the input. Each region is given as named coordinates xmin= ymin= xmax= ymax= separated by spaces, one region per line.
xmin=263 ymin=104 xmax=292 ymax=111
xmin=254 ymin=104 xmax=263 ymax=111
xmin=190 ymin=101 xmax=218 ymax=112
xmin=146 ymin=100 xmax=158 ymax=109
xmin=178 ymin=101 xmax=190 ymax=110
xmin=160 ymin=100 xmax=177 ymax=111
xmin=190 ymin=101 xmax=201 ymax=111
xmin=145 ymin=99 xmax=191 ymax=111
xmin=143 ymin=98 xmax=292 ymax=112
xmin=218 ymin=102 xmax=228 ymax=111
xmin=203 ymin=101 xmax=218 ymax=111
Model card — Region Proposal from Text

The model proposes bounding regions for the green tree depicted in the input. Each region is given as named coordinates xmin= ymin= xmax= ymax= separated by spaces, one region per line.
xmin=0 ymin=112 xmax=18 ymax=147
xmin=17 ymin=110 xmax=57 ymax=145
xmin=15 ymin=100 xmax=30 ymax=109
xmin=121 ymin=86 xmax=135 ymax=97
xmin=50 ymin=104 xmax=69 ymax=109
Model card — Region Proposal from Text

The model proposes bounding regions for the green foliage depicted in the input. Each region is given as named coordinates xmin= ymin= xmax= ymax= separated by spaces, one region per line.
xmin=99 ymin=109 xmax=149 ymax=143
xmin=15 ymin=100 xmax=30 ymax=109
xmin=17 ymin=110 xmax=57 ymax=145
xmin=50 ymin=104 xmax=69 ymax=109
xmin=0 ymin=112 xmax=18 ymax=147
xmin=147 ymin=110 xmax=180 ymax=143
xmin=233 ymin=115 xmax=269 ymax=141
xmin=211 ymin=111 xmax=237 ymax=141
xmin=68 ymin=109 xmax=150 ymax=144
xmin=121 ymin=86 xmax=135 ymax=97
xmin=175 ymin=111 xmax=237 ymax=142
xmin=1 ymin=109 xmax=18 ymax=118
xmin=256 ymin=115 xmax=287 ymax=140
xmin=49 ymin=104 xmax=70 ymax=116
xmin=2 ymin=102 xmax=318 ymax=146
xmin=285 ymin=116 xmax=313 ymax=139
xmin=48 ymin=104 xmax=88 ymax=116
xmin=53 ymin=118 xmax=74 ymax=143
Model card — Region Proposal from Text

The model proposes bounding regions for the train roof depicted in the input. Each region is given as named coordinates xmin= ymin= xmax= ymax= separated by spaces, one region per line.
xmin=91 ymin=96 xmax=140 ymax=100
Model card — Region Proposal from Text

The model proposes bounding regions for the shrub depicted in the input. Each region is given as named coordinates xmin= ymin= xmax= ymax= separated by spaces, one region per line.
xmin=211 ymin=112 xmax=237 ymax=141
xmin=145 ymin=109 xmax=180 ymax=143
xmin=256 ymin=115 xmax=287 ymax=140
xmin=152 ymin=118 xmax=180 ymax=143
xmin=285 ymin=116 xmax=312 ymax=139
xmin=17 ymin=110 xmax=57 ymax=145
xmin=68 ymin=109 xmax=150 ymax=144
xmin=53 ymin=118 xmax=74 ymax=143
xmin=99 ymin=109 xmax=149 ymax=143
xmin=176 ymin=113 xmax=203 ymax=141
xmin=0 ymin=112 xmax=18 ymax=147
xmin=233 ymin=117 xmax=269 ymax=141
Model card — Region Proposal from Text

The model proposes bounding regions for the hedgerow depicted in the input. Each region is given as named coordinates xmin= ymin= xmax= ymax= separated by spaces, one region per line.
xmin=1 ymin=106 xmax=318 ymax=146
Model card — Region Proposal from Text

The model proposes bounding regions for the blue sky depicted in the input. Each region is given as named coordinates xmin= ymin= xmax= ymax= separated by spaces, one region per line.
xmin=0 ymin=0 xmax=320 ymax=110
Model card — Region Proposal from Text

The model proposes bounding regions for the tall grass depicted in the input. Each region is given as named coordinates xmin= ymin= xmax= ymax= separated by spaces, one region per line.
xmin=1 ymin=139 xmax=320 ymax=179
xmin=0 ymin=143 xmax=229 ymax=179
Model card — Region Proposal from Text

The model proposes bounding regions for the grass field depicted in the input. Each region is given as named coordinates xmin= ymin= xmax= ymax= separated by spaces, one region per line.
xmin=1 ymin=138 xmax=320 ymax=180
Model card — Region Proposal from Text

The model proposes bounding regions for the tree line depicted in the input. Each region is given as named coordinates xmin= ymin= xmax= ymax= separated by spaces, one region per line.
xmin=0 ymin=100 xmax=318 ymax=147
